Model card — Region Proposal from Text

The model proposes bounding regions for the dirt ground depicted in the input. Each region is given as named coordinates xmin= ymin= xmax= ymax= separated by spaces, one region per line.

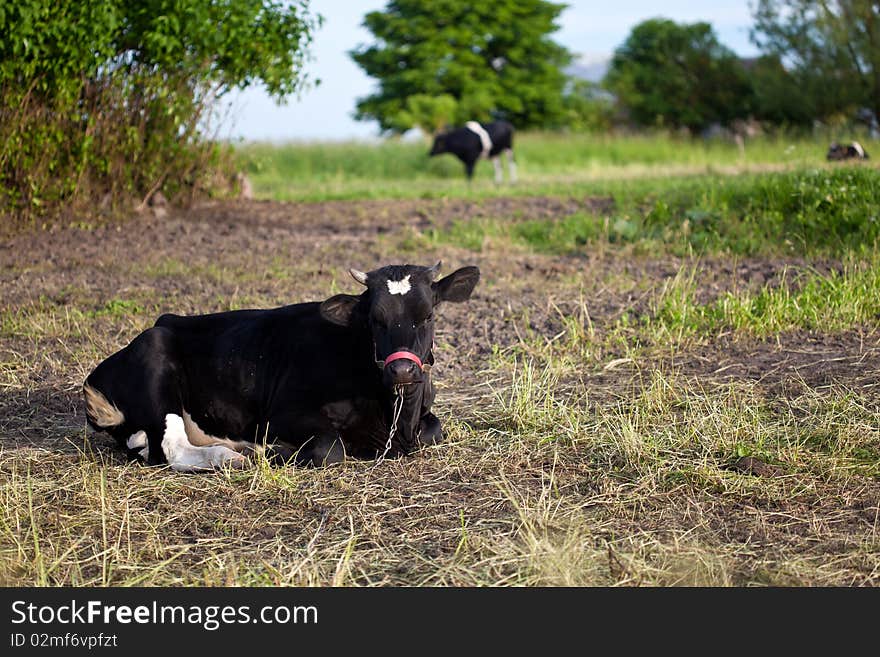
xmin=1 ymin=196 xmax=878 ymax=586
xmin=2 ymin=195 xmax=873 ymax=385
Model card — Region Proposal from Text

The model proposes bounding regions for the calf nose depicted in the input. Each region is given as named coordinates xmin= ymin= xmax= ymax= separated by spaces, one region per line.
xmin=386 ymin=358 xmax=419 ymax=384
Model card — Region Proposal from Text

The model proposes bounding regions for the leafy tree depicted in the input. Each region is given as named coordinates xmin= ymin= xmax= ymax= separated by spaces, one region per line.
xmin=562 ymin=80 xmax=615 ymax=132
xmin=747 ymin=55 xmax=815 ymax=126
xmin=396 ymin=94 xmax=459 ymax=135
xmin=0 ymin=0 xmax=319 ymax=220
xmin=604 ymin=19 xmax=753 ymax=132
xmin=350 ymin=0 xmax=572 ymax=133
xmin=751 ymin=0 xmax=877 ymax=124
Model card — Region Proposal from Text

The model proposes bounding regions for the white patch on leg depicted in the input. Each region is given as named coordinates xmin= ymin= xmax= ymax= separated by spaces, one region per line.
xmin=506 ymin=149 xmax=517 ymax=182
xmin=182 ymin=410 xmax=252 ymax=454
xmin=386 ymin=275 xmax=411 ymax=295
xmin=493 ymin=157 xmax=503 ymax=183
xmin=161 ymin=413 xmax=246 ymax=472
xmin=126 ymin=430 xmax=147 ymax=450
xmin=853 ymin=141 xmax=865 ymax=157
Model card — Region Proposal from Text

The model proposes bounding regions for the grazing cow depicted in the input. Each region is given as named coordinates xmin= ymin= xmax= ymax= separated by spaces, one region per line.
xmin=82 ymin=262 xmax=480 ymax=471
xmin=429 ymin=120 xmax=517 ymax=183
xmin=826 ymin=141 xmax=870 ymax=161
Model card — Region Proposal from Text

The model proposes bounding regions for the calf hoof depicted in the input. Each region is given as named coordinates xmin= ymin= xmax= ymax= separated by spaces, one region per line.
xmin=295 ymin=436 xmax=346 ymax=467
xmin=262 ymin=443 xmax=300 ymax=466
xmin=225 ymin=452 xmax=250 ymax=469
xmin=417 ymin=413 xmax=444 ymax=447
xmin=128 ymin=446 xmax=149 ymax=462
xmin=309 ymin=437 xmax=346 ymax=467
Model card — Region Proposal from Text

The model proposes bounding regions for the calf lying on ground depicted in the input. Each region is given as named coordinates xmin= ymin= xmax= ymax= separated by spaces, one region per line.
xmin=83 ymin=262 xmax=480 ymax=471
xmin=429 ymin=120 xmax=516 ymax=182
xmin=826 ymin=141 xmax=870 ymax=161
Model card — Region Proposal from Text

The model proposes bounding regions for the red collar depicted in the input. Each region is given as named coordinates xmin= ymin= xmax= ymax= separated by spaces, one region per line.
xmin=383 ymin=350 xmax=423 ymax=370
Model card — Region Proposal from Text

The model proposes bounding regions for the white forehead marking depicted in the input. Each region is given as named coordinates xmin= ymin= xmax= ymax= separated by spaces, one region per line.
xmin=386 ymin=275 xmax=411 ymax=295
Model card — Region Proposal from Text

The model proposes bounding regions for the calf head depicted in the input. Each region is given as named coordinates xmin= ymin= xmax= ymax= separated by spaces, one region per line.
xmin=320 ymin=262 xmax=480 ymax=386
xmin=320 ymin=262 xmax=480 ymax=454
xmin=827 ymin=142 xmax=846 ymax=161
xmin=429 ymin=133 xmax=449 ymax=157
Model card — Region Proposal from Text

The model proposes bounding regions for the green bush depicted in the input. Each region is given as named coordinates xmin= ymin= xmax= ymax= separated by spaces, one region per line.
xmin=642 ymin=167 xmax=880 ymax=254
xmin=0 ymin=0 xmax=319 ymax=223
xmin=417 ymin=165 xmax=880 ymax=258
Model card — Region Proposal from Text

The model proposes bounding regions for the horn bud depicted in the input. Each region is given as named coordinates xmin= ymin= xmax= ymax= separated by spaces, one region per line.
xmin=349 ymin=268 xmax=369 ymax=286
xmin=427 ymin=260 xmax=442 ymax=280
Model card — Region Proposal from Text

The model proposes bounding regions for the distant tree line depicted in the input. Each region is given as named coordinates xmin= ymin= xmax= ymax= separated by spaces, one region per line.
xmin=353 ymin=0 xmax=880 ymax=135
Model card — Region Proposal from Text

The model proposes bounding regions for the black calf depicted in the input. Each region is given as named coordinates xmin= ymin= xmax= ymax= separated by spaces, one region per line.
xmin=429 ymin=120 xmax=517 ymax=182
xmin=83 ymin=262 xmax=480 ymax=471
xmin=827 ymin=141 xmax=870 ymax=161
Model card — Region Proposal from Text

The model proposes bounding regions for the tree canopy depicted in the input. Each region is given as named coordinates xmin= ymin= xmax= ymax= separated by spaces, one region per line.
xmin=604 ymin=19 xmax=753 ymax=132
xmin=0 ymin=0 xmax=319 ymax=218
xmin=751 ymin=0 xmax=880 ymax=124
xmin=0 ymin=0 xmax=318 ymax=99
xmin=349 ymin=0 xmax=572 ymax=133
xmin=747 ymin=54 xmax=816 ymax=127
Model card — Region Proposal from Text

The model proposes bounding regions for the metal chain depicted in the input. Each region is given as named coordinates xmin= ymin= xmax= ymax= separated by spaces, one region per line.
xmin=375 ymin=384 xmax=405 ymax=464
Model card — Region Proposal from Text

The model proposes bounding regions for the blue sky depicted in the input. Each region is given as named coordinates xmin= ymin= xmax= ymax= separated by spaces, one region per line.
xmin=220 ymin=1 xmax=759 ymax=142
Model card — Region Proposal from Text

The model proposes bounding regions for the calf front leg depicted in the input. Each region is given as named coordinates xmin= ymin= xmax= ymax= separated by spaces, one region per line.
xmin=295 ymin=434 xmax=346 ymax=467
xmin=417 ymin=412 xmax=443 ymax=447
xmin=463 ymin=158 xmax=477 ymax=180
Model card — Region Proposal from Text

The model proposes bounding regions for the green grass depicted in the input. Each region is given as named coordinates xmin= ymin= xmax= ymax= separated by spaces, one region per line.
xmin=407 ymin=167 xmax=880 ymax=257
xmin=491 ymin=359 xmax=880 ymax=478
xmin=236 ymin=132 xmax=848 ymax=202
xmin=652 ymin=260 xmax=880 ymax=339
xmin=237 ymin=133 xmax=880 ymax=258
xmin=639 ymin=166 xmax=880 ymax=254
xmin=0 ymin=295 xmax=155 ymax=340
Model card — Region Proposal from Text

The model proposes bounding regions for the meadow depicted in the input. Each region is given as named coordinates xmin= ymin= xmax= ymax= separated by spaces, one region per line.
xmin=0 ymin=133 xmax=878 ymax=585
xmin=237 ymin=131 xmax=853 ymax=201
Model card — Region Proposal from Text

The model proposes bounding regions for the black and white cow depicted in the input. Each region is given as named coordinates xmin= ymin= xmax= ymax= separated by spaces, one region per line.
xmin=429 ymin=120 xmax=516 ymax=182
xmin=826 ymin=141 xmax=870 ymax=161
xmin=83 ymin=262 xmax=480 ymax=471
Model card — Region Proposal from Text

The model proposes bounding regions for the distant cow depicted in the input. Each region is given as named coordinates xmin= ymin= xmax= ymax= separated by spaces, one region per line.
xmin=827 ymin=141 xmax=870 ymax=161
xmin=429 ymin=120 xmax=516 ymax=182
xmin=83 ymin=262 xmax=480 ymax=471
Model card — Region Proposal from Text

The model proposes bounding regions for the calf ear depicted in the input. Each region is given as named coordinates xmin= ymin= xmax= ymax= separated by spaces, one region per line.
xmin=432 ymin=266 xmax=480 ymax=304
xmin=320 ymin=294 xmax=360 ymax=326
